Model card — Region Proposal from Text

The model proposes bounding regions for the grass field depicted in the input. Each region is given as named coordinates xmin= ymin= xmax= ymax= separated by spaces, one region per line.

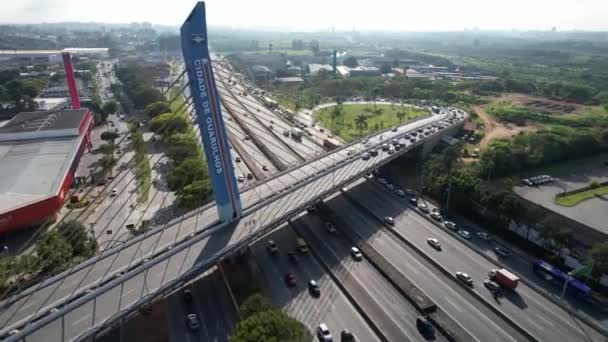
xmin=556 ymin=185 xmax=608 ymax=206
xmin=315 ymin=103 xmax=428 ymax=142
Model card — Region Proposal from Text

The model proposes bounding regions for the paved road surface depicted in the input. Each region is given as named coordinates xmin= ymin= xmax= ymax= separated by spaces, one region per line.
xmin=294 ymin=212 xmax=448 ymax=341
xmin=324 ymin=192 xmax=527 ymax=342
xmin=345 ymin=178 xmax=606 ymax=342
xmin=166 ymin=268 xmax=236 ymax=342
xmin=251 ymin=222 xmax=380 ymax=342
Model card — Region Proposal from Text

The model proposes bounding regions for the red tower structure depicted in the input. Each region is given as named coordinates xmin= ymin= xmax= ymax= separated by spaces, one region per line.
xmin=62 ymin=52 xmax=81 ymax=109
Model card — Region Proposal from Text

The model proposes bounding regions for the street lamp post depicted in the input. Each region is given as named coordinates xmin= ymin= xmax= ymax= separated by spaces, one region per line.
xmin=560 ymin=271 xmax=573 ymax=300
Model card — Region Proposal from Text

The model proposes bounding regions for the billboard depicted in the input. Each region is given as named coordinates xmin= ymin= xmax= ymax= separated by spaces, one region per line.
xmin=181 ymin=1 xmax=242 ymax=221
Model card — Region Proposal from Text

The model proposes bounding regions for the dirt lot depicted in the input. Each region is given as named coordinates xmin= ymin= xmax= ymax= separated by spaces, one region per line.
xmin=473 ymin=104 xmax=539 ymax=149
xmin=487 ymin=93 xmax=581 ymax=114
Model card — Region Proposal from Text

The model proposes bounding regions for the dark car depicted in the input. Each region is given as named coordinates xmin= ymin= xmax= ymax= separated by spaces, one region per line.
xmin=483 ymin=280 xmax=503 ymax=296
xmin=285 ymin=273 xmax=297 ymax=287
xmin=308 ymin=280 xmax=320 ymax=297
xmin=416 ymin=316 xmax=435 ymax=339
xmin=182 ymin=289 xmax=193 ymax=303
xmin=341 ymin=330 xmax=356 ymax=342
xmin=287 ymin=251 xmax=298 ymax=264
xmin=185 ymin=313 xmax=200 ymax=331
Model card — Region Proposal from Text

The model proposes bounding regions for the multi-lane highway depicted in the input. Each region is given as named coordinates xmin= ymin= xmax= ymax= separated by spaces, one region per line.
xmin=292 ymin=212 xmax=450 ymax=341
xmin=0 ymin=105 xmax=465 ymax=340
xmin=321 ymin=190 xmax=528 ymax=341
xmin=165 ymin=268 xmax=236 ymax=342
xmin=252 ymin=222 xmax=380 ymax=342
xmin=341 ymin=178 xmax=606 ymax=341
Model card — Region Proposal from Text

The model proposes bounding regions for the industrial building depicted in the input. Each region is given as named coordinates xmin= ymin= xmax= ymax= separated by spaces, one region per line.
xmin=0 ymin=109 xmax=93 ymax=235
xmin=0 ymin=48 xmax=109 ymax=65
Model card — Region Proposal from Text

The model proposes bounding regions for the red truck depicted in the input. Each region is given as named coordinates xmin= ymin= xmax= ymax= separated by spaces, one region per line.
xmin=489 ymin=268 xmax=520 ymax=290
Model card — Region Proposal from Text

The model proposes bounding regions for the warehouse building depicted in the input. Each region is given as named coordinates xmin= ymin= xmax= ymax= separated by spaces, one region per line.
xmin=0 ymin=109 xmax=93 ymax=235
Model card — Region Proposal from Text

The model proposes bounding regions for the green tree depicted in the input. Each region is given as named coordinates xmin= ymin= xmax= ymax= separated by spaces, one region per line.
xmin=57 ymin=221 xmax=97 ymax=258
xmin=590 ymin=242 xmax=608 ymax=277
xmin=239 ymin=293 xmax=274 ymax=320
xmin=177 ymin=179 xmax=213 ymax=210
xmin=144 ymin=101 xmax=171 ymax=117
xmin=150 ymin=113 xmax=190 ymax=137
xmin=397 ymin=110 xmax=406 ymax=123
xmin=371 ymin=87 xmax=379 ymax=112
xmin=343 ymin=56 xmax=358 ymax=68
xmin=166 ymin=133 xmax=202 ymax=164
xmin=354 ymin=113 xmax=368 ymax=137
xmin=131 ymin=85 xmax=164 ymax=109
xmin=380 ymin=64 xmax=393 ymax=74
xmin=97 ymin=143 xmax=115 ymax=156
xmin=100 ymin=131 xmax=120 ymax=144
xmin=36 ymin=232 xmax=73 ymax=274
xmin=330 ymin=105 xmax=343 ymax=124
xmin=99 ymin=155 xmax=117 ymax=175
xmin=232 ymin=310 xmax=311 ymax=342
xmin=102 ymin=101 xmax=118 ymax=115
xmin=167 ymin=158 xmax=208 ymax=191
xmin=538 ymin=216 xmax=572 ymax=252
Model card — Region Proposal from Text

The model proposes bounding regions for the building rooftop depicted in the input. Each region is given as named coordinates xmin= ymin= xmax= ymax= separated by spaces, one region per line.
xmin=0 ymin=109 xmax=87 ymax=135
xmin=0 ymin=109 xmax=90 ymax=215
xmin=0 ymin=135 xmax=82 ymax=214
xmin=276 ymin=77 xmax=304 ymax=83
xmin=308 ymin=64 xmax=333 ymax=75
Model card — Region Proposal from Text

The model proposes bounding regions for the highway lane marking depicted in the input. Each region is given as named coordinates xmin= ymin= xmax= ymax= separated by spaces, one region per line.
xmin=363 ymin=230 xmax=517 ymax=342
xmin=527 ymin=318 xmax=543 ymax=331
xmin=536 ymin=313 xmax=554 ymax=327
xmin=444 ymin=297 xmax=464 ymax=313
xmin=403 ymin=203 xmax=589 ymax=336
xmin=72 ymin=313 xmax=91 ymax=326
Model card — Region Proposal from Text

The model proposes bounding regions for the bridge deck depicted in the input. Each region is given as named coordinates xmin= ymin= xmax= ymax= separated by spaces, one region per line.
xmin=1 ymin=109 xmax=467 ymax=341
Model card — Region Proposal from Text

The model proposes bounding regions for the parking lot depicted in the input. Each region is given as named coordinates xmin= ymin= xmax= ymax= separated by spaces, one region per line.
xmin=513 ymin=165 xmax=608 ymax=237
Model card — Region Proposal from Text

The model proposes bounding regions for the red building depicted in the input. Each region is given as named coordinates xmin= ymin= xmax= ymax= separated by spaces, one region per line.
xmin=0 ymin=109 xmax=93 ymax=236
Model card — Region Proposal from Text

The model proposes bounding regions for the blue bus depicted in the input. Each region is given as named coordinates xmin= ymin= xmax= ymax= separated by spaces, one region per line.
xmin=533 ymin=260 xmax=591 ymax=299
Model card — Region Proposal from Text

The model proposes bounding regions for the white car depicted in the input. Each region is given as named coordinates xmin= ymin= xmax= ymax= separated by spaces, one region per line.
xmin=384 ymin=216 xmax=395 ymax=226
xmin=444 ymin=220 xmax=457 ymax=230
xmin=495 ymin=247 xmax=512 ymax=257
xmin=386 ymin=184 xmax=395 ymax=191
xmin=458 ymin=230 xmax=471 ymax=239
xmin=430 ymin=208 xmax=442 ymax=220
xmin=317 ymin=323 xmax=333 ymax=341
xmin=110 ymin=188 xmax=118 ymax=197
xmin=350 ymin=247 xmax=363 ymax=261
xmin=394 ymin=189 xmax=406 ymax=197
xmin=237 ymin=176 xmax=245 ymax=183
xmin=417 ymin=202 xmax=429 ymax=213
xmin=427 ymin=238 xmax=441 ymax=250
xmin=477 ymin=232 xmax=491 ymax=240
xmin=456 ymin=272 xmax=473 ymax=286
xmin=378 ymin=178 xmax=388 ymax=185
xmin=362 ymin=152 xmax=370 ymax=160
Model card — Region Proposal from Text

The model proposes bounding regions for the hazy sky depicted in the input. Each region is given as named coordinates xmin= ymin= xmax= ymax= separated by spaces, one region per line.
xmin=2 ymin=0 xmax=607 ymax=31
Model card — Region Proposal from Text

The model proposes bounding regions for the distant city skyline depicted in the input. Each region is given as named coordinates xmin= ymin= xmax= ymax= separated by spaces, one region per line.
xmin=2 ymin=0 xmax=608 ymax=31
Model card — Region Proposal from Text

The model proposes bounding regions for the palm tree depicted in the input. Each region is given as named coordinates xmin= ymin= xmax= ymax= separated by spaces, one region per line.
xmin=354 ymin=113 xmax=368 ymax=138
xmin=397 ymin=110 xmax=406 ymax=123
xmin=371 ymin=87 xmax=379 ymax=112
xmin=331 ymin=105 xmax=342 ymax=124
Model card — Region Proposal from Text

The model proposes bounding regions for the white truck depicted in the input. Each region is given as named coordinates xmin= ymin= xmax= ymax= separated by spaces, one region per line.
xmin=291 ymin=128 xmax=303 ymax=140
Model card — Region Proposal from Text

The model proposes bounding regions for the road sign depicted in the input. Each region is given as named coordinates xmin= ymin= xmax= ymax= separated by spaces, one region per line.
xmin=180 ymin=2 xmax=242 ymax=221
